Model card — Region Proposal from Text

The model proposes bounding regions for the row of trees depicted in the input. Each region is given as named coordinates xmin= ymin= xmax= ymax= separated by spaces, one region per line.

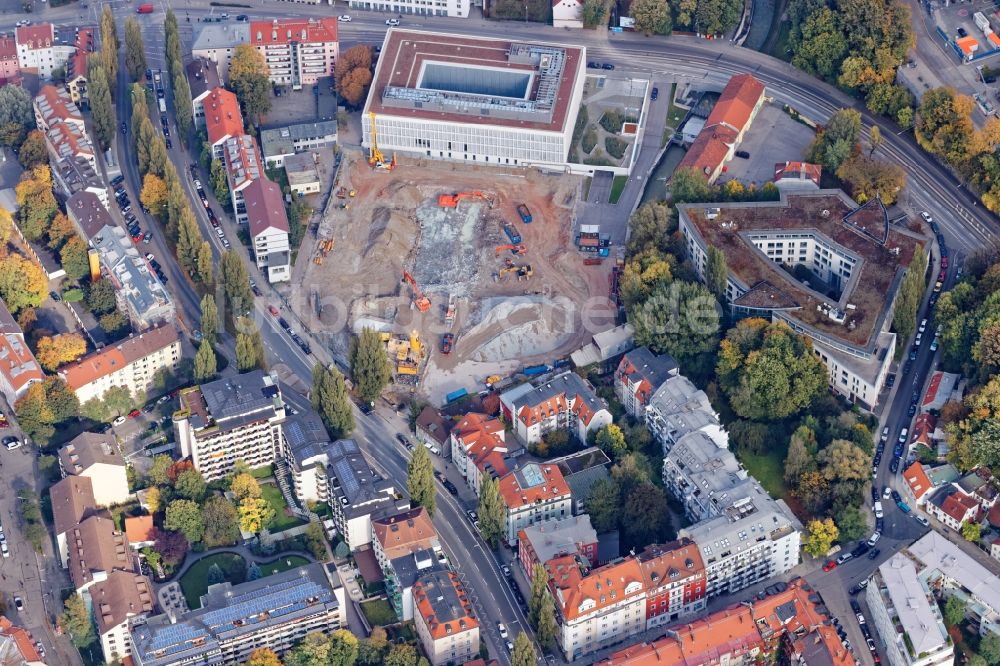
xmin=165 ymin=10 xmax=193 ymax=140
xmin=627 ymin=0 xmax=743 ymax=36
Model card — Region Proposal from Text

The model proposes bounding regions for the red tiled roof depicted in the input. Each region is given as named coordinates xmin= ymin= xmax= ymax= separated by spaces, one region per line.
xmin=59 ymin=325 xmax=179 ymax=391
xmin=546 ymin=555 xmax=645 ymax=622
xmin=0 ymin=615 xmax=42 ymax=662
xmin=203 ymin=87 xmax=243 ymax=146
xmin=454 ymin=412 xmax=507 ymax=475
xmin=989 ymin=504 xmax=1000 ymax=529
xmin=15 ymin=23 xmax=54 ymax=49
xmin=249 ymin=17 xmax=338 ymax=46
xmin=0 ymin=37 xmax=17 ymax=60
xmin=704 ymin=73 xmax=765 ymax=134
xmin=35 ymin=84 xmax=84 ymax=126
xmin=940 ymin=491 xmax=979 ymax=524
xmin=774 ymin=161 xmax=822 ymax=185
xmin=912 ymin=413 xmax=937 ymax=446
xmin=497 ymin=464 xmax=570 ymax=510
xmin=923 ymin=372 xmax=944 ymax=407
xmin=0 ymin=297 xmax=43 ymax=395
xmin=125 ymin=516 xmax=156 ymax=544
xmin=677 ymin=125 xmax=737 ymax=177
xmin=412 ymin=571 xmax=478 ymax=640
xmin=904 ymin=462 xmax=933 ymax=501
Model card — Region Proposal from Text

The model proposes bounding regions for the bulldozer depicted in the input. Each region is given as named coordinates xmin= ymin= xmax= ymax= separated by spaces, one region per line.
xmin=401 ymin=271 xmax=431 ymax=312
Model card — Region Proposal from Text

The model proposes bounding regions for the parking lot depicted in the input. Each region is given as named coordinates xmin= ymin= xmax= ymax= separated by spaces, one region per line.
xmin=717 ymin=103 xmax=816 ymax=187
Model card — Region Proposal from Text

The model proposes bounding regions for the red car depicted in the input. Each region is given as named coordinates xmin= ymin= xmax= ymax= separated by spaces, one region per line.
xmin=128 ymin=409 xmax=141 ymax=418
xmin=269 ymin=305 xmax=279 ymax=316
xmin=941 ymin=256 xmax=949 ymax=269
xmin=822 ymin=560 xmax=837 ymax=572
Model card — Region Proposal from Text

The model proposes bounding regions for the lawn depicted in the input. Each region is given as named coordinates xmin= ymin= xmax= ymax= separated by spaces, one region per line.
xmin=609 ymin=175 xmax=628 ymax=204
xmin=738 ymin=448 xmax=788 ymax=499
xmin=179 ymin=553 xmax=247 ymax=609
xmin=360 ymin=598 xmax=398 ymax=627
xmin=251 ymin=465 xmax=275 ymax=480
xmin=258 ymin=555 xmax=309 ymax=576
xmin=261 ymin=483 xmax=307 ymax=532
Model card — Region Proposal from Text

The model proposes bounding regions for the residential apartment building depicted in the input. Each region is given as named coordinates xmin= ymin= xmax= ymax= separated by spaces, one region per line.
xmin=192 ymin=18 xmax=339 ymax=87
xmin=58 ymin=432 xmax=129 ymax=507
xmin=636 ymin=541 xmax=706 ymax=629
xmin=926 ymin=485 xmax=980 ymax=532
xmin=66 ymin=190 xmax=115 ymax=241
xmin=130 ymin=564 xmax=346 ymax=666
xmin=50 ymin=475 xmax=98 ymax=567
xmin=450 ymin=412 xmax=507 ymax=494
xmin=0 ymin=297 xmax=43 ymax=406
xmin=614 ymin=346 xmax=677 ymax=419
xmin=662 ymin=430 xmax=748 ymax=524
xmin=371 ymin=507 xmax=443 ymax=621
xmin=90 ymin=570 xmax=155 ymax=665
xmin=412 ymin=571 xmax=479 ymax=666
xmin=517 ymin=515 xmax=598 ymax=579
xmin=91 ymin=225 xmax=175 ymax=330
xmin=546 ymin=555 xmax=647 ymax=662
xmin=66 ymin=28 xmax=94 ymax=105
xmin=644 ymin=374 xmax=725 ymax=453
xmin=260 ymin=120 xmax=337 ymax=167
xmin=16 ymin=23 xmax=61 ymax=78
xmin=498 ymin=463 xmax=572 ymax=544
xmin=58 ymin=325 xmax=182 ymax=405
xmin=34 ymin=84 xmax=106 ymax=205
xmin=499 ymin=371 xmax=612 ymax=446
xmin=223 ymin=133 xmax=262 ymax=223
xmin=0 ymin=37 xmax=18 ymax=81
xmin=0 ymin=615 xmax=45 ymax=663
xmin=903 ymin=462 xmax=934 ymax=505
xmin=415 ymin=406 xmax=452 ymax=456
xmin=66 ymin=515 xmax=133 ymax=594
xmin=185 ymin=58 xmax=221 ymax=128
xmin=174 ymin=370 xmax=286 ymax=482
xmin=598 ymin=580 xmax=852 ymax=666
xmin=204 ymin=87 xmax=244 ymax=159
xmin=244 ymin=177 xmax=291 ymax=283
xmin=280 ymin=408 xmax=335 ymax=504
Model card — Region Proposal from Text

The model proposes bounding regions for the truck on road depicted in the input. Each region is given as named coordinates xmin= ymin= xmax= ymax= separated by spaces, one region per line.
xmin=158 ymin=98 xmax=166 ymax=113
xmin=137 ymin=3 xmax=154 ymax=13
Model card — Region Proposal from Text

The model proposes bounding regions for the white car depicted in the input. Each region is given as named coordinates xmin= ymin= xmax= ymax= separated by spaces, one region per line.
xmin=915 ymin=515 xmax=930 ymax=527
xmin=883 ymin=487 xmax=892 ymax=499
xmin=113 ymin=415 xmax=127 ymax=426
xmin=867 ymin=531 xmax=881 ymax=547
xmin=874 ymin=501 xmax=884 ymax=519
xmin=920 ymin=211 xmax=933 ymax=223
xmin=918 ymin=318 xmax=927 ymax=333
xmin=145 ymin=253 xmax=155 ymax=262
xmin=338 ymin=14 xmax=352 ymax=21
xmin=497 ymin=622 xmax=508 ymax=639
xmin=385 ymin=18 xmax=400 ymax=25
xmin=1 ymin=542 xmax=8 ymax=558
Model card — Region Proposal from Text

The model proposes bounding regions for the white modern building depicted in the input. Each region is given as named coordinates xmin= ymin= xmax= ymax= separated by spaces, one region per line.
xmin=363 ymin=30 xmax=586 ymax=170
xmin=678 ymin=191 xmax=928 ymax=411
xmin=349 ymin=0 xmax=471 ymax=17
xmin=644 ymin=374 xmax=726 ymax=453
xmin=16 ymin=23 xmax=70 ymax=78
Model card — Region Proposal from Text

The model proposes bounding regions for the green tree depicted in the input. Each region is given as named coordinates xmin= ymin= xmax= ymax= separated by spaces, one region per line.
xmin=0 ymin=84 xmax=32 ymax=148
xmin=892 ymin=248 xmax=928 ymax=355
xmin=100 ymin=5 xmax=119 ymax=83
xmin=670 ymin=166 xmax=714 ymax=203
xmin=350 ymin=327 xmax=391 ymax=405
xmin=528 ymin=563 xmax=549 ymax=629
xmin=804 ymin=518 xmax=839 ymax=557
xmin=174 ymin=469 xmax=207 ymax=501
xmin=200 ymin=294 xmax=219 ymax=346
xmin=510 ymin=632 xmax=537 ymax=666
xmin=102 ymin=386 xmax=136 ymax=417
xmin=790 ymin=7 xmax=847 ymax=80
xmin=961 ymin=520 xmax=982 ymax=543
xmin=86 ymin=278 xmax=118 ymax=314
xmin=193 ymin=342 xmax=218 ymax=382
xmin=477 ymin=476 xmax=505 ymax=547
xmin=148 ymin=454 xmax=173 ymax=486
xmin=807 ymin=108 xmax=862 ymax=171
xmin=165 ymin=499 xmax=204 ymax=542
xmin=61 ymin=594 xmax=96 ymax=647
xmin=586 ymin=478 xmax=620 ymax=532
xmin=172 ymin=61 xmax=194 ymax=141
xmin=536 ymin=591 xmax=557 ymax=651
xmin=207 ymin=562 xmax=226 ymax=585
xmin=124 ymin=18 xmax=147 ymax=81
xmin=622 ymin=482 xmax=669 ymax=550
xmin=943 ymin=594 xmax=966 ymax=627
xmin=17 ymin=130 xmax=47 ymax=169
xmin=196 ymin=241 xmax=214 ymax=285
xmin=238 ymin=497 xmax=274 ymax=534
xmin=916 ymin=87 xmax=975 ymax=167
xmin=581 ymin=0 xmax=608 ymax=27
xmin=285 ymin=631 xmax=330 ymax=666
xmin=210 ymin=159 xmax=230 ymax=208
xmin=15 ymin=166 xmax=59 ymax=242
xmin=328 ymin=629 xmax=359 ymax=666
xmin=630 ymin=0 xmax=671 ymax=34
xmin=836 ymin=154 xmax=906 ymax=204
xmin=221 ymin=251 xmax=254 ymax=318
xmin=60 ymin=236 xmax=92 ymax=280
xmin=979 ymin=633 xmax=1000 ymax=664
xmin=695 ymin=0 xmax=744 ymax=33
xmin=784 ymin=425 xmax=817 ymax=486
xmin=595 ymin=423 xmax=628 ymax=459
xmin=630 ymin=280 xmax=720 ymax=364
xmin=705 ymin=246 xmax=728 ymax=300
xmin=311 ymin=363 xmax=355 ymax=438
xmin=245 ymin=648 xmax=284 ymax=666
xmin=407 ymin=445 xmax=436 ymax=517
xmin=229 ymin=44 xmax=272 ymax=127
xmin=835 ymin=505 xmax=867 ymax=543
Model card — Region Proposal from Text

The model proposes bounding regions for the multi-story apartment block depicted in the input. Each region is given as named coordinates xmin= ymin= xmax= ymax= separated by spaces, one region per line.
xmin=185 ymin=58 xmax=221 ymax=128
xmin=498 ymin=463 xmax=572 ymax=544
xmin=260 ymin=120 xmax=338 ymax=167
xmin=0 ymin=615 xmax=45 ymax=663
xmin=59 ymin=324 xmax=181 ymax=405
xmin=130 ymin=563 xmax=346 ymax=666
xmin=662 ymin=430 xmax=748 ymax=524
xmin=90 ymin=570 xmax=155 ymax=665
xmin=499 ymin=371 xmax=612 ymax=446
xmin=598 ymin=579 xmax=852 ymax=666
xmin=371 ymin=507 xmax=443 ymax=621
xmin=0 ymin=297 xmax=43 ymax=406
xmin=614 ymin=347 xmax=677 ymax=419
xmin=450 ymin=412 xmax=507 ymax=494
xmin=33 ymin=84 xmax=106 ymax=204
xmin=16 ymin=23 xmax=60 ymax=77
xmin=244 ymin=177 xmax=291 ymax=283
xmin=223 ymin=133 xmax=262 ymax=223
xmin=58 ymin=432 xmax=129 ymax=507
xmin=281 ymin=408 xmax=335 ymax=504
xmin=192 ymin=18 xmax=339 ymax=88
xmin=412 ymin=571 xmax=479 ymax=666
xmin=644 ymin=374 xmax=725 ymax=453
xmin=65 ymin=28 xmax=94 ymax=105
xmin=174 ymin=370 xmax=286 ymax=481
xmin=518 ymin=515 xmax=597 ymax=580
xmin=678 ymin=190 xmax=928 ymax=411
xmin=66 ymin=190 xmax=115 ymax=241
xmin=636 ymin=541 xmax=706 ymax=629
xmin=90 ymin=225 xmax=175 ymax=330
xmin=50 ymin=475 xmax=98 ymax=567
xmin=204 ymin=87 xmax=244 ymax=159
xmin=66 ymin=515 xmax=133 ymax=594
xmin=546 ymin=555 xmax=647 ymax=662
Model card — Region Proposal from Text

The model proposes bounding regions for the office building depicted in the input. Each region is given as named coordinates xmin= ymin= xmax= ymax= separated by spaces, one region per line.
xmin=498 ymin=463 xmax=572 ymax=544
xmin=58 ymin=432 xmax=129 ymax=507
xmin=412 ymin=571 xmax=479 ymax=666
xmin=499 ymin=371 xmax=611 ymax=446
xmin=371 ymin=507 xmax=443 ymax=621
xmin=130 ymin=564 xmax=346 ymax=666
xmin=174 ymin=371 xmax=285 ymax=482
xmin=0 ymin=297 xmax=43 ymax=406
xmin=614 ymin=346 xmax=678 ymax=419
xmin=363 ymin=30 xmax=586 ymax=170
xmin=58 ymin=325 xmax=181 ymax=405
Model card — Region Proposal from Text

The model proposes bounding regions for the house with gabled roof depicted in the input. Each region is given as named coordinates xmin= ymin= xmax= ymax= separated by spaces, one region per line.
xmin=450 ymin=412 xmax=507 ymax=494
xmin=499 ymin=371 xmax=611 ymax=446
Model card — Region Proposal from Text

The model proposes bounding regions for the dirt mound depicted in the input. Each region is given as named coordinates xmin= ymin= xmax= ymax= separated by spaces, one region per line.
xmin=460 ymin=298 xmax=576 ymax=362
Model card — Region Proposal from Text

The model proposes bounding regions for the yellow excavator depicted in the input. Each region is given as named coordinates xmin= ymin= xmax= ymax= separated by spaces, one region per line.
xmin=368 ymin=111 xmax=395 ymax=171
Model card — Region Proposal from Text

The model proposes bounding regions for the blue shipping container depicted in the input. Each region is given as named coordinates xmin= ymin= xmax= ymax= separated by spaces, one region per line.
xmin=523 ymin=364 xmax=549 ymax=376
xmin=445 ymin=388 xmax=469 ymax=403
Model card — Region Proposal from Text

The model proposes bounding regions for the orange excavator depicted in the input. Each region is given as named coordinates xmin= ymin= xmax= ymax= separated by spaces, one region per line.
xmin=495 ymin=244 xmax=527 ymax=256
xmin=401 ymin=271 xmax=431 ymax=312
xmin=438 ymin=191 xmax=494 ymax=208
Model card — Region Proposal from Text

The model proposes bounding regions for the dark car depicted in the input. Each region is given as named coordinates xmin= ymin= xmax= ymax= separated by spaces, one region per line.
xmin=886 ymin=374 xmax=895 ymax=387
xmin=601 ymin=63 xmax=615 ymax=70
xmin=587 ymin=61 xmax=600 ymax=68
xmin=395 ymin=433 xmax=409 ymax=446
xmin=903 ymin=359 xmax=913 ymax=374
xmin=851 ymin=600 xmax=862 ymax=613
xmin=868 ymin=548 xmax=881 ymax=560
xmin=120 ymin=122 xmax=128 ymax=135
xmin=890 ymin=458 xmax=900 ymax=473
xmin=443 ymin=480 xmax=459 ymax=496
xmin=236 ymin=14 xmax=249 ymax=21
xmin=870 ymin=485 xmax=878 ymax=502
xmin=931 ymin=221 xmax=940 ymax=234
xmin=909 ymin=349 xmax=918 ymax=361
xmin=852 ymin=542 xmax=870 ymax=558
xmin=651 ymin=87 xmax=659 ymax=100
xmin=165 ymin=138 xmax=172 ymax=149
xmin=735 ymin=150 xmax=750 ymax=159
xmin=278 ymin=317 xmax=290 ymax=330
xmin=49 ymin=290 xmax=61 ymax=302
xmin=157 ymin=89 xmax=165 ymax=99
xmin=111 ymin=175 xmax=125 ymax=186
xmin=911 ymin=390 xmax=919 ymax=404
xmin=908 ymin=404 xmax=917 ymax=417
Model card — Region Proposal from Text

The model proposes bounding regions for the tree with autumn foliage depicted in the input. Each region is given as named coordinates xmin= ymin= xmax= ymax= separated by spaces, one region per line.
xmin=141 ymin=173 xmax=169 ymax=220
xmin=334 ymin=45 xmax=373 ymax=108
xmin=0 ymin=253 xmax=48 ymax=313
xmin=36 ymin=333 xmax=88 ymax=371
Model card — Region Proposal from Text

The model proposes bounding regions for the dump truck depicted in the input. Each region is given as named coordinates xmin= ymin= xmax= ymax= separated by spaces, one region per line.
xmin=440 ymin=333 xmax=454 ymax=354
xmin=516 ymin=204 xmax=533 ymax=223
xmin=503 ymin=224 xmax=522 ymax=244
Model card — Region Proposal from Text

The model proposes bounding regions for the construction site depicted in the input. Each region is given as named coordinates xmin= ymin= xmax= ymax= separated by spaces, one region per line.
xmin=296 ymin=148 xmax=618 ymax=404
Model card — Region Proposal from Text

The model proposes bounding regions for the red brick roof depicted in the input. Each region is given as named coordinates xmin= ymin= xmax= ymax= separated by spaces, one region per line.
xmin=0 ymin=37 xmax=16 ymax=60
xmin=546 ymin=555 xmax=645 ymax=622
xmin=413 ymin=571 xmax=478 ymax=640
xmin=249 ymin=17 xmax=338 ymax=46
xmin=0 ymin=615 xmax=42 ymax=662
xmin=904 ymin=462 xmax=933 ymax=502
xmin=203 ymin=87 xmax=243 ymax=146
xmin=497 ymin=463 xmax=570 ymax=511
xmin=911 ymin=413 xmax=937 ymax=446
xmin=939 ymin=490 xmax=979 ymax=524
xmin=243 ymin=177 xmax=290 ymax=237
xmin=677 ymin=125 xmax=737 ymax=177
xmin=0 ymin=297 xmax=43 ymax=396
xmin=15 ymin=23 xmax=54 ymax=49
xmin=125 ymin=516 xmax=156 ymax=544
xmin=774 ymin=161 xmax=822 ymax=185
xmin=704 ymin=73 xmax=765 ymax=134
xmin=59 ymin=325 xmax=179 ymax=391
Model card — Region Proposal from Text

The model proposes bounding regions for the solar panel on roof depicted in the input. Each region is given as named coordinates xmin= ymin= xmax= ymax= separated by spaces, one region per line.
xmin=149 ymin=622 xmax=207 ymax=650
xmin=521 ymin=464 xmax=544 ymax=487
xmin=335 ymin=458 xmax=361 ymax=500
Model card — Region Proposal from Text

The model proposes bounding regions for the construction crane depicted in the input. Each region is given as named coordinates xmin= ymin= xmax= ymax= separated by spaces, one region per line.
xmin=437 ymin=191 xmax=494 ymax=208
xmin=367 ymin=112 xmax=395 ymax=170
xmin=495 ymin=244 xmax=527 ymax=256
xmin=401 ymin=271 xmax=431 ymax=312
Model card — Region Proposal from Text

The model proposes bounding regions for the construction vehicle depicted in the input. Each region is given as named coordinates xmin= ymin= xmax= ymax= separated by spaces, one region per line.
xmin=503 ymin=224 xmax=522 ymax=244
xmin=499 ymin=258 xmax=532 ymax=280
xmin=444 ymin=294 xmax=456 ymax=328
xmin=438 ymin=191 xmax=494 ymax=208
xmin=495 ymin=244 xmax=527 ymax=256
xmin=583 ymin=257 xmax=603 ymax=266
xmin=367 ymin=112 xmax=395 ymax=170
xmin=313 ymin=238 xmax=334 ymax=264
xmin=485 ymin=375 xmax=502 ymax=387
xmin=380 ymin=330 xmax=424 ymax=376
xmin=336 ymin=187 xmax=355 ymax=199
xmin=516 ymin=204 xmax=533 ymax=223
xmin=401 ymin=271 xmax=431 ymax=312
xmin=441 ymin=333 xmax=454 ymax=354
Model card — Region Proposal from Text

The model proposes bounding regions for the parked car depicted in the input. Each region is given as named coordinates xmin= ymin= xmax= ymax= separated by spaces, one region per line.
xmin=735 ymin=150 xmax=751 ymax=159
xmin=13 ymin=597 xmax=22 ymax=612
xmin=2 ymin=436 xmax=21 ymax=450
xmin=601 ymin=63 xmax=615 ymax=70
xmin=867 ymin=532 xmax=881 ymax=547
xmin=823 ymin=560 xmax=837 ymax=572
xmin=651 ymin=87 xmax=659 ymax=100
xmin=385 ymin=18 xmax=400 ymax=25
xmin=868 ymin=548 xmax=881 ymax=560
xmin=338 ymin=14 xmax=352 ymax=21
xmin=915 ymin=515 xmax=930 ymax=527
xmin=836 ymin=552 xmax=854 ymax=565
